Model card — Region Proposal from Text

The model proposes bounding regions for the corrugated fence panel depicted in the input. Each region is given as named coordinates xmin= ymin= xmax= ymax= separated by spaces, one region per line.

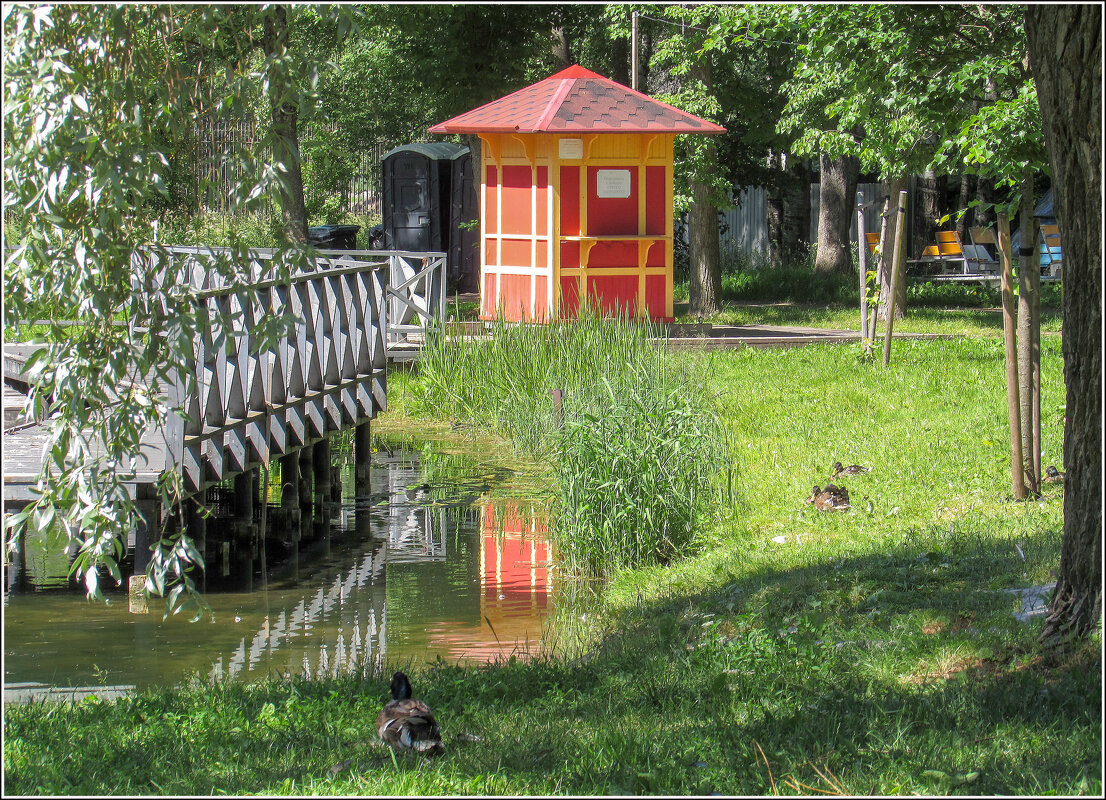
xmin=808 ymin=182 xmax=885 ymax=244
xmin=719 ymin=187 xmax=769 ymax=258
xmin=706 ymin=183 xmax=886 ymax=257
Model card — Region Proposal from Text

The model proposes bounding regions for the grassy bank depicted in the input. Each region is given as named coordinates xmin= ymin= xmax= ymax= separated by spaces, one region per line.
xmin=5 ymin=335 xmax=1098 ymax=796
xmin=671 ymin=262 xmax=1064 ymax=335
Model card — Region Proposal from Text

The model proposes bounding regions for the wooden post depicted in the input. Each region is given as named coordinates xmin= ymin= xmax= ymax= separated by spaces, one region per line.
xmin=868 ymin=194 xmax=891 ymax=335
xmin=257 ymin=468 xmax=270 ymax=590
xmin=298 ymin=445 xmax=313 ymax=523
xmin=354 ymin=420 xmax=372 ymax=497
xmin=232 ymin=471 xmax=256 ymax=589
xmin=313 ymin=437 xmax=332 ymax=540
xmin=857 ymin=192 xmax=869 ymax=341
xmin=280 ymin=453 xmax=301 ymax=538
xmin=129 ymin=485 xmax=159 ymax=613
xmin=882 ymin=190 xmax=907 ymax=366
xmin=133 ymin=484 xmax=159 ymax=576
xmin=184 ymin=489 xmax=207 ymax=590
xmin=997 ymin=212 xmax=1027 ymax=500
xmin=550 ymin=389 xmax=564 ymax=429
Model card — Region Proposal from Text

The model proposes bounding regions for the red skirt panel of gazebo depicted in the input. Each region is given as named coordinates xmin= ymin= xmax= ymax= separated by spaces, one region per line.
xmin=430 ymin=65 xmax=724 ymax=324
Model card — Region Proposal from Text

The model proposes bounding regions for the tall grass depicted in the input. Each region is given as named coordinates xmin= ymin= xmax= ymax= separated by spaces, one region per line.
xmin=556 ymin=364 xmax=731 ymax=576
xmin=412 ymin=308 xmax=733 ymax=576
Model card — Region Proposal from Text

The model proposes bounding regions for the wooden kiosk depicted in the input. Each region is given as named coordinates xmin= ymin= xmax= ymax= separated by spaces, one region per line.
xmin=429 ymin=65 xmax=725 ymax=323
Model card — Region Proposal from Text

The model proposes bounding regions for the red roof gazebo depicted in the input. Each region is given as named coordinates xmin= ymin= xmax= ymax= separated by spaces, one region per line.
xmin=430 ymin=65 xmax=724 ymax=322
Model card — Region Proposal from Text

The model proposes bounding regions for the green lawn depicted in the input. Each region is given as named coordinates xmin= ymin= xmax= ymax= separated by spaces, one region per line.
xmin=5 ymin=332 xmax=1098 ymax=796
xmin=675 ymin=301 xmax=1064 ymax=336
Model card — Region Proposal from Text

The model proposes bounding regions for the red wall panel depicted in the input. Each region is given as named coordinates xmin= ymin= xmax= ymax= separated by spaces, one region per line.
xmin=587 ymin=275 xmax=638 ymax=318
xmin=501 ymin=165 xmax=533 ymax=235
xmin=587 ymin=166 xmax=638 ymax=235
xmin=559 ymin=166 xmax=580 ymax=236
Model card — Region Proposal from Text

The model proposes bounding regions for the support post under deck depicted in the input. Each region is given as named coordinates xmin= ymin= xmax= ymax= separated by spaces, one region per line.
xmin=354 ymin=420 xmax=372 ymax=496
xmin=280 ymin=453 xmax=301 ymax=539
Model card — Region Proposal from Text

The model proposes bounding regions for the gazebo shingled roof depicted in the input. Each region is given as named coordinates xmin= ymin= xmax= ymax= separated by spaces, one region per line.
xmin=428 ymin=65 xmax=725 ymax=135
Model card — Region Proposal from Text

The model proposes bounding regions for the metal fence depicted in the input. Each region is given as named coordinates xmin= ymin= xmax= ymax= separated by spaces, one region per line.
xmin=192 ymin=117 xmax=389 ymax=216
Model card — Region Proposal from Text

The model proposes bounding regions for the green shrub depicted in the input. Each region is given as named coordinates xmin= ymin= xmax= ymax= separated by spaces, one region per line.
xmin=157 ymin=211 xmax=382 ymax=250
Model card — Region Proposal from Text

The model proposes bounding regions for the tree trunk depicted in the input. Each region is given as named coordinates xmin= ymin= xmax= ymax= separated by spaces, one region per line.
xmin=552 ymin=26 xmax=572 ymax=69
xmin=877 ymin=175 xmax=909 ymax=319
xmin=263 ymin=5 xmax=308 ymax=243
xmin=1016 ymin=171 xmax=1041 ymax=496
xmin=782 ymin=154 xmax=812 ymax=263
xmin=766 ymin=149 xmax=784 ymax=268
xmin=956 ymin=172 xmax=973 ymax=242
xmin=914 ymin=167 xmax=944 ymax=259
xmin=687 ymin=56 xmax=721 ymax=317
xmin=814 ymin=150 xmax=859 ymax=273
xmin=1027 ymin=4 xmax=1102 ymax=650
xmin=689 ymin=176 xmax=721 ymax=317
xmin=610 ymin=35 xmax=630 ymax=87
xmin=974 ymin=174 xmax=998 ymax=229
xmin=998 ymin=212 xmax=1027 ymax=501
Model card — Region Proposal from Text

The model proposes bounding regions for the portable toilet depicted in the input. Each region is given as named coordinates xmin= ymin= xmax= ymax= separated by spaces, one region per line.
xmin=381 ymin=142 xmax=466 ymax=253
xmin=449 ymin=147 xmax=480 ymax=292
xmin=429 ymin=65 xmax=725 ymax=323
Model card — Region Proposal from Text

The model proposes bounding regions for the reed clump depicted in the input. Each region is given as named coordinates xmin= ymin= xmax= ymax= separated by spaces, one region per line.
xmin=412 ymin=307 xmax=733 ymax=576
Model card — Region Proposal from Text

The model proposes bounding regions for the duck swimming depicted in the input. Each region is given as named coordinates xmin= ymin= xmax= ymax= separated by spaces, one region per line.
xmin=806 ymin=483 xmax=851 ymax=511
xmin=377 ymin=672 xmax=443 ymax=755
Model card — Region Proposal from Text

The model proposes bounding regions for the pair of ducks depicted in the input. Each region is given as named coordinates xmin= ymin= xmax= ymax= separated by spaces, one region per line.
xmin=806 ymin=461 xmax=870 ymax=512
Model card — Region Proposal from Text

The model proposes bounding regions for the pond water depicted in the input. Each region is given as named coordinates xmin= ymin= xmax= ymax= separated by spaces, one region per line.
xmin=3 ymin=434 xmax=560 ymax=697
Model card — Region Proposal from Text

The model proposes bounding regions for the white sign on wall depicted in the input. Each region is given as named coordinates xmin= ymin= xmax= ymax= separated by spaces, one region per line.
xmin=558 ymin=138 xmax=584 ymax=159
xmin=595 ymin=169 xmax=631 ymax=199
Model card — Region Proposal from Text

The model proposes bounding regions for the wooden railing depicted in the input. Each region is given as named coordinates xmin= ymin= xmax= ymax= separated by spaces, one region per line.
xmin=133 ymin=246 xmax=445 ymax=493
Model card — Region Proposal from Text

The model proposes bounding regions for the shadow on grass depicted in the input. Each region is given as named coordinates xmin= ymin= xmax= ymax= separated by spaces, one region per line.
xmin=4 ymin=526 xmax=1098 ymax=796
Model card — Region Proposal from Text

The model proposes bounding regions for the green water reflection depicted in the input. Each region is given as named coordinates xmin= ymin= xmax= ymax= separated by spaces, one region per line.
xmin=3 ymin=434 xmax=559 ymax=695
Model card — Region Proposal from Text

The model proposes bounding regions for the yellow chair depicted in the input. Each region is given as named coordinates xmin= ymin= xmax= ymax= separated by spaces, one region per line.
xmin=1040 ymin=224 xmax=1062 ymax=276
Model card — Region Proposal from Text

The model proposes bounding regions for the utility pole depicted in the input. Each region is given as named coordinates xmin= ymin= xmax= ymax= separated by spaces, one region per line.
xmin=631 ymin=10 xmax=640 ymax=91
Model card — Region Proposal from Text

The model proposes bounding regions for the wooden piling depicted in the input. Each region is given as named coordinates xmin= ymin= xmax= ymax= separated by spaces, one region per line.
xmin=313 ymin=437 xmax=332 ymax=540
xmin=133 ymin=484 xmax=160 ymax=575
xmin=882 ymin=190 xmax=908 ymax=367
xmin=184 ymin=489 xmax=207 ymax=590
xmin=298 ymin=446 xmax=314 ymax=527
xmin=227 ymin=475 xmax=253 ymax=591
xmin=857 ymin=192 xmax=869 ymax=341
xmin=354 ymin=420 xmax=372 ymax=496
xmin=280 ymin=453 xmax=301 ymax=538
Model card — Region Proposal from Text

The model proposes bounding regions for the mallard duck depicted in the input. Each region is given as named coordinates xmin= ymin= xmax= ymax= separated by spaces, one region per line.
xmin=831 ymin=461 xmax=870 ymax=479
xmin=805 ymin=483 xmax=851 ymax=512
xmin=377 ymin=672 xmax=442 ymax=755
xmin=1043 ymin=465 xmax=1065 ymax=485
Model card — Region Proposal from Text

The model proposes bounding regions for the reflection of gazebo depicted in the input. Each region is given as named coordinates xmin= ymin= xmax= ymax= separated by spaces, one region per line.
xmin=429 ymin=65 xmax=725 ymax=323
xmin=422 ymin=501 xmax=553 ymax=663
